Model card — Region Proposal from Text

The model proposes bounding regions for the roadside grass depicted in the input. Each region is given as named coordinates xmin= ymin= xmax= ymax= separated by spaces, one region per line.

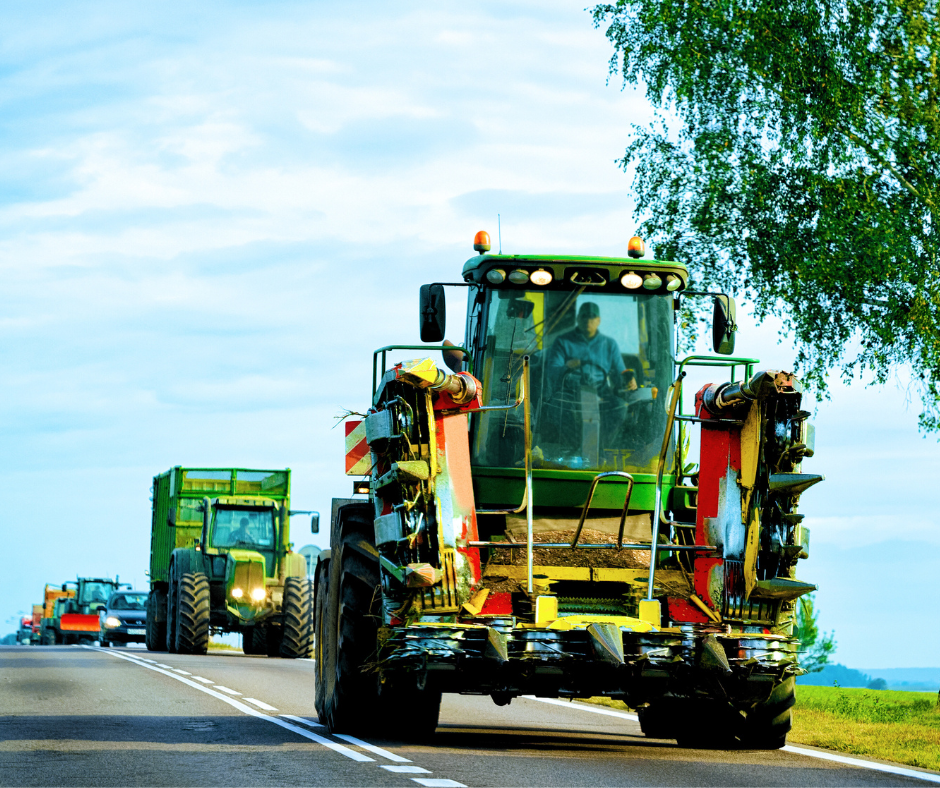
xmin=583 ymin=686 xmax=940 ymax=772
xmin=208 ymin=639 xmax=241 ymax=652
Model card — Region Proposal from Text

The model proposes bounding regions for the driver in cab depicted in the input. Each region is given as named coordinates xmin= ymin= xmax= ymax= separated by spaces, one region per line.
xmin=546 ymin=301 xmax=636 ymax=393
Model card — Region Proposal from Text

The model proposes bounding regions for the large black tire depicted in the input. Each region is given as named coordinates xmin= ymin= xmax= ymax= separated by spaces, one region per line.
xmin=166 ymin=571 xmax=179 ymax=653
xmin=175 ymin=573 xmax=210 ymax=655
xmin=638 ymin=703 xmax=678 ymax=739
xmin=674 ymin=700 xmax=740 ymax=749
xmin=281 ymin=577 xmax=314 ymax=659
xmin=318 ymin=506 xmax=383 ymax=734
xmin=146 ymin=591 xmax=167 ymax=652
xmin=313 ymin=559 xmax=333 ymax=720
xmin=242 ymin=627 xmax=263 ymax=655
xmin=740 ymin=677 xmax=795 ymax=749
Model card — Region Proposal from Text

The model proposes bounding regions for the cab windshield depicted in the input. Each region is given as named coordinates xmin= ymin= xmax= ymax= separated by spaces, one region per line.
xmin=211 ymin=509 xmax=276 ymax=549
xmin=80 ymin=582 xmax=114 ymax=606
xmin=471 ymin=288 xmax=675 ymax=473
xmin=109 ymin=594 xmax=148 ymax=611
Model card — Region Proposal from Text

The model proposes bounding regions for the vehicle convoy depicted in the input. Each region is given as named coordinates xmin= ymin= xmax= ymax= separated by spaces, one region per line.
xmin=146 ymin=467 xmax=317 ymax=657
xmin=314 ymin=232 xmax=822 ymax=748
xmin=99 ymin=589 xmax=149 ymax=647
xmin=41 ymin=578 xmax=121 ymax=645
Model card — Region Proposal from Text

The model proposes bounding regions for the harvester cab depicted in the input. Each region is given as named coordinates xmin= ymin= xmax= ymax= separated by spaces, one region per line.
xmin=317 ymin=232 xmax=822 ymax=748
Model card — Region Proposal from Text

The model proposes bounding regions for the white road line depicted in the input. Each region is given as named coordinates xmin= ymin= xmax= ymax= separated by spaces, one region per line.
xmin=213 ymin=685 xmax=241 ymax=696
xmin=526 ymin=696 xmax=940 ymax=784
xmin=782 ymin=746 xmax=940 ymax=785
xmin=191 ymin=676 xmax=214 ymax=684
xmin=333 ymin=733 xmax=412 ymax=763
xmin=89 ymin=648 xmax=374 ymax=763
xmin=242 ymin=698 xmax=278 ymax=712
xmin=411 ymin=780 xmax=466 ymax=788
xmin=281 ymin=714 xmax=324 ymax=728
xmin=524 ymin=696 xmax=639 ymax=721
xmin=155 ymin=663 xmax=174 ymax=669
xmin=172 ymin=669 xmax=192 ymax=675
xmin=380 ymin=765 xmax=430 ymax=774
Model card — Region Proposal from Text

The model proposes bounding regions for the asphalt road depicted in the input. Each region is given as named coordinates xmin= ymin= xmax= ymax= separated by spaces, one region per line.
xmin=1 ymin=644 xmax=937 ymax=787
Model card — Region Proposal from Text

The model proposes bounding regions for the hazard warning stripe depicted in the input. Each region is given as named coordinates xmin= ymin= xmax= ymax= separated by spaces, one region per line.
xmin=345 ymin=420 xmax=372 ymax=476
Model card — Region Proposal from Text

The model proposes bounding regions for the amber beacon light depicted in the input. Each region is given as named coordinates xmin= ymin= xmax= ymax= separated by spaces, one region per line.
xmin=627 ymin=236 xmax=645 ymax=259
xmin=473 ymin=231 xmax=492 ymax=254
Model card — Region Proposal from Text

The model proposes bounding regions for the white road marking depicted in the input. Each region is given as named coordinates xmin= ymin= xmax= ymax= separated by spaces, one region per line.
xmin=782 ymin=746 xmax=940 ymax=785
xmin=380 ymin=765 xmax=430 ymax=773
xmin=155 ymin=663 xmax=174 ymax=669
xmin=172 ymin=669 xmax=192 ymax=675
xmin=191 ymin=676 xmax=214 ymax=684
xmin=281 ymin=714 xmax=324 ymax=728
xmin=333 ymin=733 xmax=412 ymax=762
xmin=89 ymin=648 xmax=374 ymax=763
xmin=411 ymin=780 xmax=466 ymax=788
xmin=526 ymin=696 xmax=940 ymax=784
xmin=213 ymin=685 xmax=241 ymax=695
xmin=242 ymin=698 xmax=278 ymax=712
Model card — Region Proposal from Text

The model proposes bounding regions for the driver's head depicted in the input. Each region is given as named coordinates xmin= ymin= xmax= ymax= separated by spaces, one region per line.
xmin=576 ymin=302 xmax=601 ymax=338
xmin=239 ymin=517 xmax=250 ymax=531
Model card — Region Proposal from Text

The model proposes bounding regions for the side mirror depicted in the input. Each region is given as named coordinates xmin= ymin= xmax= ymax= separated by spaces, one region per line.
xmin=419 ymin=284 xmax=446 ymax=342
xmin=712 ymin=296 xmax=736 ymax=355
xmin=311 ymin=513 xmax=320 ymax=534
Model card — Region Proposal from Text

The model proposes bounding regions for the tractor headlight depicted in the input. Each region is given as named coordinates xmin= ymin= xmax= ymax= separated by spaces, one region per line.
xmin=643 ymin=273 xmax=662 ymax=290
xmin=104 ymin=616 xmax=121 ymax=629
xmin=529 ymin=268 xmax=553 ymax=286
xmin=486 ymin=268 xmax=506 ymax=284
xmin=665 ymin=274 xmax=682 ymax=291
xmin=231 ymin=588 xmax=244 ymax=599
xmin=508 ymin=269 xmax=530 ymax=284
xmin=250 ymin=588 xmax=266 ymax=602
xmin=620 ymin=271 xmax=643 ymax=289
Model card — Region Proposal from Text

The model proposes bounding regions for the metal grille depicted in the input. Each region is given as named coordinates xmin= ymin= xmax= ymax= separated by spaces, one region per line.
xmin=722 ymin=560 xmax=776 ymax=624
xmin=418 ymin=549 xmax=460 ymax=612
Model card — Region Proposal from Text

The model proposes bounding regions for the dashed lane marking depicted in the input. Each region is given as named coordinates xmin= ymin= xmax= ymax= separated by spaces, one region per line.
xmin=411 ymin=780 xmax=467 ymax=788
xmin=524 ymin=696 xmax=940 ymax=784
xmin=281 ymin=714 xmax=323 ymax=728
xmin=243 ymin=698 xmax=278 ymax=712
xmin=214 ymin=685 xmax=241 ymax=695
xmin=89 ymin=648 xmax=374 ymax=763
xmin=155 ymin=663 xmax=174 ymax=669
xmin=380 ymin=765 xmax=431 ymax=774
xmin=191 ymin=676 xmax=214 ymax=683
xmin=172 ymin=669 xmax=192 ymax=675
xmin=333 ymin=733 xmax=412 ymax=763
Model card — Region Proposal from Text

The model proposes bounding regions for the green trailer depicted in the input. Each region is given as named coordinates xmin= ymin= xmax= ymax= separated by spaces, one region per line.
xmin=147 ymin=467 xmax=317 ymax=657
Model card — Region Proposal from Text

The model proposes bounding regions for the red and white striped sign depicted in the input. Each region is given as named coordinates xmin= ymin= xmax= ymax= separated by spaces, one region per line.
xmin=345 ymin=420 xmax=372 ymax=476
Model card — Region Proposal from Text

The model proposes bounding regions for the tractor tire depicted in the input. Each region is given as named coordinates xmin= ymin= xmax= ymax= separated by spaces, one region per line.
xmin=313 ymin=559 xmax=333 ymax=721
xmin=146 ymin=592 xmax=167 ymax=652
xmin=280 ymin=577 xmax=314 ymax=659
xmin=379 ymin=676 xmax=443 ymax=741
xmin=242 ymin=627 xmax=262 ymax=655
xmin=166 ymin=570 xmax=179 ymax=653
xmin=674 ymin=700 xmax=740 ymax=749
xmin=175 ymin=573 xmax=210 ymax=655
xmin=265 ymin=625 xmax=283 ymax=657
xmin=637 ymin=703 xmax=678 ymax=740
xmin=100 ymin=638 xmax=110 ymax=648
xmin=740 ymin=677 xmax=795 ymax=750
xmin=318 ymin=505 xmax=383 ymax=735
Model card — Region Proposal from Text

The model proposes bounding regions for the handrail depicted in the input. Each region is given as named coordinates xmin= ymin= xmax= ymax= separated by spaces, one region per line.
xmin=569 ymin=472 xmax=635 ymax=550
xmin=372 ymin=344 xmax=473 ymax=394
xmin=647 ymin=372 xmax=685 ymax=602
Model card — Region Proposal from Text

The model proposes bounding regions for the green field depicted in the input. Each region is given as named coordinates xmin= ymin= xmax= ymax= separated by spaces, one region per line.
xmin=791 ymin=686 xmax=940 ymax=772
xmin=584 ymin=686 xmax=940 ymax=772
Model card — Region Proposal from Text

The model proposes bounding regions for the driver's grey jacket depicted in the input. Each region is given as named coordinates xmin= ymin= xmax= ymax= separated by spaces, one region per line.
xmin=546 ymin=329 xmax=625 ymax=391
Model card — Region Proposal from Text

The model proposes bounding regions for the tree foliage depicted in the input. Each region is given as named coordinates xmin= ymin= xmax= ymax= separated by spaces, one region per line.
xmin=795 ymin=593 xmax=837 ymax=673
xmin=592 ymin=0 xmax=940 ymax=429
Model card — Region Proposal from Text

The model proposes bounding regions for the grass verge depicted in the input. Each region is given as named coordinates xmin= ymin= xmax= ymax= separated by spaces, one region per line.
xmin=582 ymin=686 xmax=940 ymax=772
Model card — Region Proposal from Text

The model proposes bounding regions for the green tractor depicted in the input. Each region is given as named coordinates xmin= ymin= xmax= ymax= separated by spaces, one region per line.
xmin=146 ymin=467 xmax=318 ymax=657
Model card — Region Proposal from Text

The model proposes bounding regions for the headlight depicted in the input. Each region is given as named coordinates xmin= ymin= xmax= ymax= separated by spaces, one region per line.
xmin=250 ymin=588 xmax=266 ymax=602
xmin=486 ymin=268 xmax=506 ymax=284
xmin=104 ymin=616 xmax=121 ymax=629
xmin=508 ymin=269 xmax=530 ymax=284
xmin=231 ymin=588 xmax=244 ymax=599
xmin=529 ymin=269 xmax=553 ymax=286
xmin=643 ymin=273 xmax=662 ymax=290
xmin=620 ymin=271 xmax=643 ymax=289
xmin=665 ymin=274 xmax=682 ymax=291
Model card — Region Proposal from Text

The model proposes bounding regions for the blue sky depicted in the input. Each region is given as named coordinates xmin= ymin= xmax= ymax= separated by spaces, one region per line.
xmin=1 ymin=1 xmax=936 ymax=669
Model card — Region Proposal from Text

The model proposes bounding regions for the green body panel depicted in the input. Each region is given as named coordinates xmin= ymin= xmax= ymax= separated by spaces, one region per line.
xmin=472 ymin=467 xmax=672 ymax=512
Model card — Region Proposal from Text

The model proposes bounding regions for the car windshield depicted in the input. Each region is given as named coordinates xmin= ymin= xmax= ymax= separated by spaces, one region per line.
xmin=471 ymin=288 xmax=675 ymax=473
xmin=211 ymin=509 xmax=276 ymax=549
xmin=109 ymin=594 xmax=148 ymax=611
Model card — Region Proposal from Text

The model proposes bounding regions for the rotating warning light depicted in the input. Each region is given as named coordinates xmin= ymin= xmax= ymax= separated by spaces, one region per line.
xmin=473 ymin=230 xmax=491 ymax=254
xmin=627 ymin=236 xmax=646 ymax=258
xmin=486 ymin=268 xmax=506 ymax=284
xmin=643 ymin=273 xmax=662 ymax=290
xmin=620 ymin=271 xmax=643 ymax=289
xmin=508 ymin=269 xmax=530 ymax=284
xmin=530 ymin=268 xmax=553 ymax=286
